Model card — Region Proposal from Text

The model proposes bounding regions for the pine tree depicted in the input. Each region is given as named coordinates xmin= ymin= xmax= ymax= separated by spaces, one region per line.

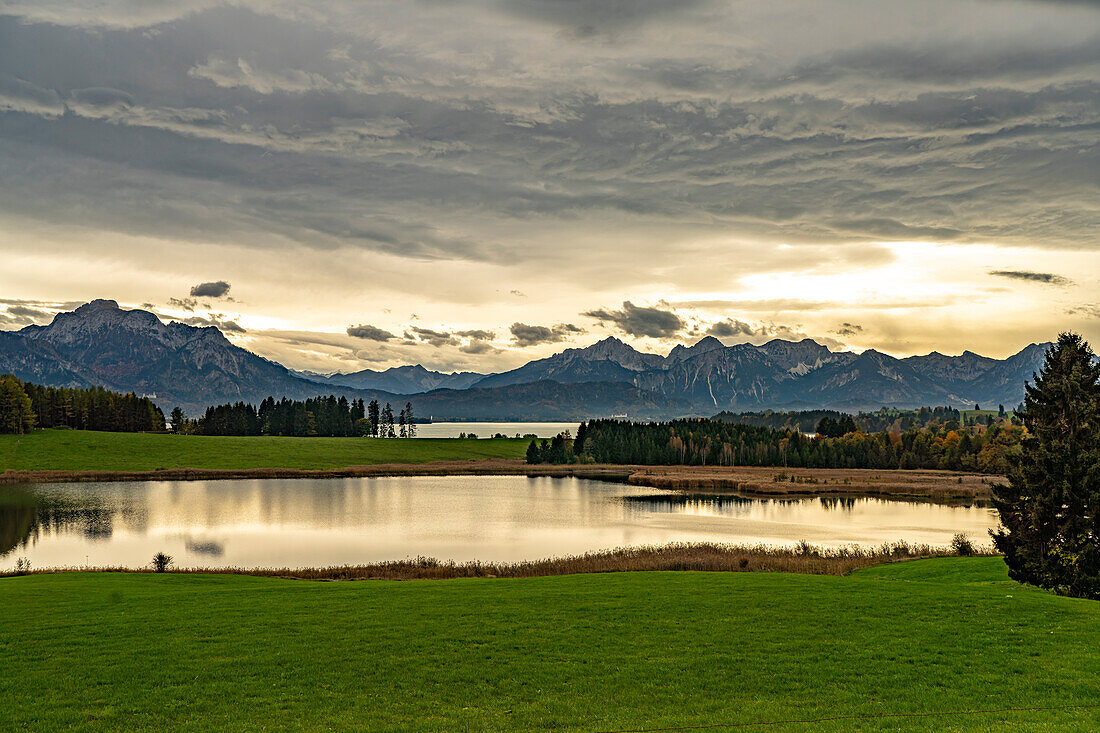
xmin=398 ymin=406 xmax=407 ymax=438
xmin=170 ymin=407 xmax=186 ymax=434
xmin=404 ymin=402 xmax=416 ymax=437
xmin=991 ymin=333 xmax=1100 ymax=599
xmin=526 ymin=439 xmax=540 ymax=464
xmin=381 ymin=403 xmax=396 ymax=438
xmin=368 ymin=399 xmax=380 ymax=437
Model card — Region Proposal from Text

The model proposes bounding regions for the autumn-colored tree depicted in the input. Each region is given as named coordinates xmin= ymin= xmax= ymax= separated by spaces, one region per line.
xmin=0 ymin=374 xmax=35 ymax=434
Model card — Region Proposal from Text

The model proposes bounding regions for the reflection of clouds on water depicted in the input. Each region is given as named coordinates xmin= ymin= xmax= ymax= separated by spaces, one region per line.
xmin=5 ymin=477 xmax=1003 ymax=568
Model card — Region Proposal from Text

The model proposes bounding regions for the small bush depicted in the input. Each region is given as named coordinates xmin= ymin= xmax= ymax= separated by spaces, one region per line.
xmin=152 ymin=552 xmax=173 ymax=573
xmin=951 ymin=533 xmax=976 ymax=556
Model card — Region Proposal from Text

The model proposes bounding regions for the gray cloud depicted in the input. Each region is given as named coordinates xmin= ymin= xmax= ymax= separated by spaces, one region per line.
xmin=176 ymin=314 xmax=245 ymax=333
xmin=0 ymin=2 xmax=1094 ymax=266
xmin=1066 ymin=303 xmax=1100 ymax=318
xmin=989 ymin=270 xmax=1073 ymax=286
xmin=190 ymin=280 xmax=232 ymax=298
xmin=407 ymin=327 xmax=459 ymax=347
xmin=510 ymin=322 xmax=585 ymax=347
xmin=346 ymin=324 xmax=396 ymax=341
xmin=168 ymin=297 xmax=198 ymax=311
xmin=0 ymin=303 xmax=56 ymax=327
xmin=583 ymin=301 xmax=684 ymax=339
xmin=459 ymin=339 xmax=497 ymax=355
xmin=500 ymin=0 xmax=710 ymax=35
xmin=706 ymin=319 xmax=758 ymax=339
xmin=455 ymin=329 xmax=496 ymax=341
xmin=834 ymin=322 xmax=864 ymax=337
xmin=404 ymin=326 xmax=498 ymax=353
xmin=0 ymin=74 xmax=64 ymax=117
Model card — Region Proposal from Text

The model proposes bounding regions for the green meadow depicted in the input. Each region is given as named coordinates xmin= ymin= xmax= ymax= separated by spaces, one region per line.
xmin=0 ymin=429 xmax=528 ymax=472
xmin=1 ymin=558 xmax=1096 ymax=731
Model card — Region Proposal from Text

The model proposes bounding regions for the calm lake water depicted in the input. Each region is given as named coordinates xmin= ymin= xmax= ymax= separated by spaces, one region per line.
xmin=1 ymin=476 xmax=1000 ymax=570
xmin=413 ymin=422 xmax=577 ymax=438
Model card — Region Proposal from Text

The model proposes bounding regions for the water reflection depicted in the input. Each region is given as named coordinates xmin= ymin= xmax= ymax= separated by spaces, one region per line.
xmin=1 ymin=476 xmax=1002 ymax=569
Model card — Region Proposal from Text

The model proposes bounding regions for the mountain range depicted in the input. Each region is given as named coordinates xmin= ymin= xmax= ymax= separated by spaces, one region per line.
xmin=0 ymin=300 xmax=1051 ymax=420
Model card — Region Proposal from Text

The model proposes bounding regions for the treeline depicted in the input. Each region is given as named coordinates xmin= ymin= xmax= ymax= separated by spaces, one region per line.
xmin=175 ymin=396 xmax=418 ymax=437
xmin=528 ymin=418 xmax=1024 ymax=474
xmin=714 ymin=405 xmax=1013 ymax=434
xmin=0 ymin=374 xmax=165 ymax=434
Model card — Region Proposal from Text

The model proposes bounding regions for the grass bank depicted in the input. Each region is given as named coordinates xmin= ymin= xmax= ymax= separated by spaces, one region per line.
xmin=1 ymin=558 xmax=1096 ymax=731
xmin=0 ymin=431 xmax=996 ymax=504
xmin=0 ymin=429 xmax=528 ymax=473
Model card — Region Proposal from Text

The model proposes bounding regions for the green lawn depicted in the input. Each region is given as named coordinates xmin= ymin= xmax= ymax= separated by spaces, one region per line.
xmin=1 ymin=558 xmax=1096 ymax=731
xmin=0 ymin=429 xmax=528 ymax=472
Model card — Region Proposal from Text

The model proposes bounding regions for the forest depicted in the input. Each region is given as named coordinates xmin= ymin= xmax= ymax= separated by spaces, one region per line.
xmin=0 ymin=374 xmax=165 ymax=434
xmin=528 ymin=416 xmax=1024 ymax=474
xmin=713 ymin=405 xmax=1012 ymax=434
xmin=177 ymin=396 xmax=418 ymax=437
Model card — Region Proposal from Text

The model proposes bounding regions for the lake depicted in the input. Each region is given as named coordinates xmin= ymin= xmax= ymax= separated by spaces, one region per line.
xmin=413 ymin=422 xmax=577 ymax=438
xmin=1 ymin=476 xmax=1000 ymax=570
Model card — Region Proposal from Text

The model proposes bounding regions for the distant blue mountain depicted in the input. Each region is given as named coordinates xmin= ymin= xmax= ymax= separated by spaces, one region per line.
xmin=0 ymin=300 xmax=1052 ymax=418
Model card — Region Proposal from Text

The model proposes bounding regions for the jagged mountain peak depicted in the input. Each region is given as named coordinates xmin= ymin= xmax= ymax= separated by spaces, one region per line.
xmin=74 ymin=298 xmax=120 ymax=313
xmin=665 ymin=335 xmax=726 ymax=364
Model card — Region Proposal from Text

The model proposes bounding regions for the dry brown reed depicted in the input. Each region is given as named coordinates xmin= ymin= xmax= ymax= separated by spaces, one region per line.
xmin=2 ymin=541 xmax=997 ymax=581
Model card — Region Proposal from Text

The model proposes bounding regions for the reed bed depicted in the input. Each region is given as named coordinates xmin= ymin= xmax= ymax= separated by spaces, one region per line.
xmin=3 ymin=540 xmax=996 ymax=581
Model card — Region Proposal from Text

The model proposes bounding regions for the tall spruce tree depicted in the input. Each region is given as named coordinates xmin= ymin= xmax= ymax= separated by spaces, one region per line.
xmin=991 ymin=333 xmax=1100 ymax=599
xmin=170 ymin=407 xmax=186 ymax=434
xmin=404 ymin=402 xmax=416 ymax=437
xmin=367 ymin=399 xmax=380 ymax=437
xmin=381 ymin=402 xmax=396 ymax=438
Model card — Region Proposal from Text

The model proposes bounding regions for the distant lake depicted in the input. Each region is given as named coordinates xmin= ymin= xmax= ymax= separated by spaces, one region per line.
xmin=413 ymin=422 xmax=578 ymax=438
xmin=2 ymin=477 xmax=1000 ymax=570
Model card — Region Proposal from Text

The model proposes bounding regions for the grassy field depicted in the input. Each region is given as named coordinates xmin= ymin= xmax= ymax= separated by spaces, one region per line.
xmin=1 ymin=558 xmax=1096 ymax=731
xmin=0 ymin=429 xmax=528 ymax=472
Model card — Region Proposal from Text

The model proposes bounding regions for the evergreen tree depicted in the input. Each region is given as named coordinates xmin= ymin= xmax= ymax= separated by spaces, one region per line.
xmin=404 ymin=402 xmax=416 ymax=437
xmin=398 ymin=406 xmax=408 ymax=438
xmin=526 ymin=439 xmax=540 ymax=464
xmin=368 ymin=399 xmax=380 ymax=437
xmin=170 ymin=407 xmax=186 ymax=434
xmin=381 ymin=403 xmax=396 ymax=438
xmin=991 ymin=333 xmax=1100 ymax=599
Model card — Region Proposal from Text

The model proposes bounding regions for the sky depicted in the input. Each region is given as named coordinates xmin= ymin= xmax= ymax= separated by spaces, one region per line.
xmin=0 ymin=0 xmax=1097 ymax=374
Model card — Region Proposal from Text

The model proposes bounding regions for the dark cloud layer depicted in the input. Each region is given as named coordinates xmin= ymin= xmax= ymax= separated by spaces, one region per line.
xmin=0 ymin=1 xmax=1094 ymax=266
xmin=347 ymin=324 xmax=396 ymax=341
xmin=510 ymin=322 xmax=585 ymax=347
xmin=190 ymin=281 xmax=232 ymax=298
xmin=706 ymin=319 xmax=758 ymax=339
xmin=583 ymin=302 xmax=684 ymax=339
xmin=989 ymin=270 xmax=1073 ymax=286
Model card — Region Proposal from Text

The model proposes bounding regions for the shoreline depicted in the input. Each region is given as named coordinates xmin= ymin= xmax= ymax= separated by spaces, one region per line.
xmin=1 ymin=461 xmax=998 ymax=501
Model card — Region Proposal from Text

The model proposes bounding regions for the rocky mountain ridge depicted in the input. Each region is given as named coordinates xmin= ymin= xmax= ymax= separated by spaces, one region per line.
xmin=0 ymin=300 xmax=1052 ymax=417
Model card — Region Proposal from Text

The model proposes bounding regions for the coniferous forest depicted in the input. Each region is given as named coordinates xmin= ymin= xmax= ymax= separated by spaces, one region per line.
xmin=0 ymin=374 xmax=164 ymax=433
xmin=179 ymin=396 xmax=418 ymax=438
xmin=528 ymin=416 xmax=1024 ymax=474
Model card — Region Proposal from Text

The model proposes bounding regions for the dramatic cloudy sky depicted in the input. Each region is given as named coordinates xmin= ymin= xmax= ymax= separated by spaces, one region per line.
xmin=1 ymin=0 xmax=1097 ymax=373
